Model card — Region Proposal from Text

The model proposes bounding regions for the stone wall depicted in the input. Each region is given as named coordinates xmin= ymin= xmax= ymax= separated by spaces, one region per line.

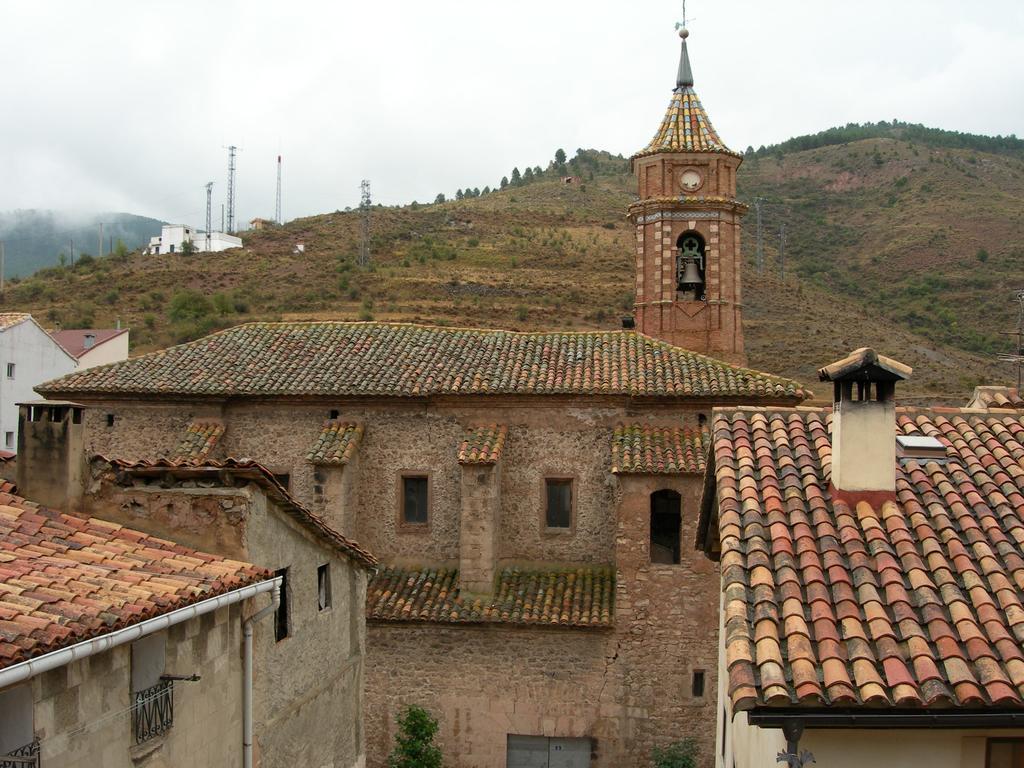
xmin=26 ymin=603 xmax=242 ymax=767
xmin=365 ymin=474 xmax=719 ymax=768
xmin=82 ymin=475 xmax=369 ymax=768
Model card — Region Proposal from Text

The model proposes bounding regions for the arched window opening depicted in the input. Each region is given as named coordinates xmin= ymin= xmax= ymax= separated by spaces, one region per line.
xmin=676 ymin=231 xmax=706 ymax=301
xmin=650 ymin=489 xmax=682 ymax=564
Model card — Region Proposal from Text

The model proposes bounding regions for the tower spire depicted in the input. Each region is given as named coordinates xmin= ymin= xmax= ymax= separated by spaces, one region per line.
xmin=676 ymin=27 xmax=694 ymax=90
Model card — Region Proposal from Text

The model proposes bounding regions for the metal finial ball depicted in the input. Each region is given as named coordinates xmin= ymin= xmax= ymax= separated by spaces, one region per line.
xmin=678 ymin=27 xmax=689 ymax=39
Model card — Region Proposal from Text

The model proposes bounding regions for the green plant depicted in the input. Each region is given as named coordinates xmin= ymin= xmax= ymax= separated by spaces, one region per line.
xmin=180 ymin=239 xmax=198 ymax=256
xmin=976 ymin=247 xmax=989 ymax=263
xmin=388 ymin=706 xmax=442 ymax=768
xmin=651 ymin=737 xmax=698 ymax=768
xmin=168 ymin=289 xmax=214 ymax=323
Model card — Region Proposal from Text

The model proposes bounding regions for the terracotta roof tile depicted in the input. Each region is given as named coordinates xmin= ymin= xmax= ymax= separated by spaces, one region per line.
xmin=967 ymin=386 xmax=1024 ymax=411
xmin=0 ymin=313 xmax=31 ymax=332
xmin=306 ymin=421 xmax=363 ymax=466
xmin=611 ymin=423 xmax=708 ymax=474
xmin=367 ymin=565 xmax=614 ymax=627
xmin=38 ymin=322 xmax=809 ymax=402
xmin=170 ymin=421 xmax=224 ymax=462
xmin=636 ymin=86 xmax=738 ymax=158
xmin=457 ymin=425 xmax=507 ymax=465
xmin=0 ymin=492 xmax=269 ymax=670
xmin=703 ymin=406 xmax=1024 ymax=712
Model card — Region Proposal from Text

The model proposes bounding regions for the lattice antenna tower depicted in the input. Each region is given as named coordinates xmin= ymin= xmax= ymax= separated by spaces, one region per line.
xmin=224 ymin=145 xmax=239 ymax=233
xmin=205 ymin=182 xmax=213 ymax=252
xmin=997 ymin=289 xmax=1024 ymax=391
xmin=358 ymin=180 xmax=372 ymax=266
xmin=275 ymin=155 xmax=283 ymax=224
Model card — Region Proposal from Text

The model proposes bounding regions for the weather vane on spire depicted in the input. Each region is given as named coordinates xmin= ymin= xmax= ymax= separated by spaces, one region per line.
xmin=675 ymin=0 xmax=694 ymax=32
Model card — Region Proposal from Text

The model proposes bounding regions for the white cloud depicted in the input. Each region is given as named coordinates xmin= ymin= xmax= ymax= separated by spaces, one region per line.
xmin=1 ymin=0 xmax=1021 ymax=224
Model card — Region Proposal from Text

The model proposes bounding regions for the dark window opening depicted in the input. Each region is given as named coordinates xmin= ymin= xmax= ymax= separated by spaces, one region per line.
xmin=650 ymin=489 xmax=682 ymax=564
xmin=274 ymin=568 xmax=289 ymax=642
xmin=675 ymin=231 xmax=706 ymax=301
xmin=106 ymin=413 xmax=115 ymax=427
xmin=5 ymin=363 xmax=14 ymax=379
xmin=317 ymin=564 xmax=332 ymax=611
xmin=987 ymin=739 xmax=1024 ymax=768
xmin=329 ymin=409 xmax=339 ymax=420
xmin=4 ymin=432 xmax=12 ymax=449
xmin=692 ymin=669 xmax=706 ymax=697
xmin=272 ymin=473 xmax=290 ymax=490
xmin=402 ymin=475 xmax=429 ymax=525
xmin=545 ymin=478 xmax=573 ymax=529
xmin=698 ymin=413 xmax=708 ymax=428
xmin=72 ymin=408 xmax=82 ymax=424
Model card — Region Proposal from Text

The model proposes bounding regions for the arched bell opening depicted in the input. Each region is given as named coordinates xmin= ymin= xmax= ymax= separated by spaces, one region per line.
xmin=676 ymin=231 xmax=706 ymax=301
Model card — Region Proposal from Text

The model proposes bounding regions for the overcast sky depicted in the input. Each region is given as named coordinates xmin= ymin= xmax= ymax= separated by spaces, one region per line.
xmin=2 ymin=0 xmax=1022 ymax=227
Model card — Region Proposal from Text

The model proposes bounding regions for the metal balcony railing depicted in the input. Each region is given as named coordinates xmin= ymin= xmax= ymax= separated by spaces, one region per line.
xmin=133 ymin=680 xmax=173 ymax=744
xmin=0 ymin=738 xmax=40 ymax=767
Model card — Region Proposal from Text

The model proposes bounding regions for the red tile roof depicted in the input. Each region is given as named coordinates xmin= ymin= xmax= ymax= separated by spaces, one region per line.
xmin=367 ymin=565 xmax=614 ymax=627
xmin=306 ymin=422 xmax=363 ymax=466
xmin=49 ymin=328 xmax=128 ymax=359
xmin=611 ymin=423 xmax=708 ymax=474
xmin=0 ymin=489 xmax=269 ymax=670
xmin=968 ymin=386 xmax=1024 ymax=411
xmin=0 ymin=314 xmax=31 ymax=332
xmin=171 ymin=421 xmax=224 ymax=462
xmin=99 ymin=457 xmax=377 ymax=568
xmin=458 ymin=425 xmax=508 ymax=465
xmin=699 ymin=406 xmax=1024 ymax=712
xmin=38 ymin=322 xmax=809 ymax=402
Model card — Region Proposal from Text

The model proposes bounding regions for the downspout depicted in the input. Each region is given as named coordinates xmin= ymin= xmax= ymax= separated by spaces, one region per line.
xmin=243 ymin=579 xmax=281 ymax=768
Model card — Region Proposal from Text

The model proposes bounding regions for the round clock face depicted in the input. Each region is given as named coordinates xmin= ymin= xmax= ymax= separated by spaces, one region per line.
xmin=680 ymin=169 xmax=703 ymax=192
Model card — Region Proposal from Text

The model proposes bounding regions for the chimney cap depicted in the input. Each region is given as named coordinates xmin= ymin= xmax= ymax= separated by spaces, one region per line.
xmin=818 ymin=347 xmax=912 ymax=383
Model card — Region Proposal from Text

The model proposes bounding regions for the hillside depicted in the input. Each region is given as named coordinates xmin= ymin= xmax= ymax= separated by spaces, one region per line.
xmin=2 ymin=126 xmax=1021 ymax=402
xmin=0 ymin=210 xmax=164 ymax=277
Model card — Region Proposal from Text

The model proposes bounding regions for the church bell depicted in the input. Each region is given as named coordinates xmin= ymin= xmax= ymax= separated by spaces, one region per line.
xmin=679 ymin=256 xmax=703 ymax=289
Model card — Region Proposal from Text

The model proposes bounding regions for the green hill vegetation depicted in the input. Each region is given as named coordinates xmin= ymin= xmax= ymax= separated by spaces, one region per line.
xmin=2 ymin=125 xmax=1021 ymax=402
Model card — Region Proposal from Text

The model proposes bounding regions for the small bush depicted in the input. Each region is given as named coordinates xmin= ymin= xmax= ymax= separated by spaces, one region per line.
xmin=168 ymin=289 xmax=214 ymax=324
xmin=467 ymin=237 xmax=479 ymax=247
xmin=651 ymin=738 xmax=698 ymax=768
xmin=976 ymin=247 xmax=989 ymax=263
xmin=388 ymin=705 xmax=442 ymax=768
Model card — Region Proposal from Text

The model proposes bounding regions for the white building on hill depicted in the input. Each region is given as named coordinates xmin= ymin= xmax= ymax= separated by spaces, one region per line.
xmin=0 ymin=314 xmax=76 ymax=451
xmin=146 ymin=224 xmax=242 ymax=255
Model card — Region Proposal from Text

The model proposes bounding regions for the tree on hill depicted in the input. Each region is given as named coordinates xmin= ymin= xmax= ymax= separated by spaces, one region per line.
xmin=523 ymin=167 xmax=534 ymax=182
xmin=482 ymin=186 xmax=491 ymax=194
xmin=388 ymin=705 xmax=442 ymax=768
xmin=533 ymin=165 xmax=542 ymax=176
xmin=434 ymin=193 xmax=446 ymax=204
xmin=472 ymin=187 xmax=480 ymax=197
xmin=180 ymin=239 xmax=198 ymax=256
xmin=511 ymin=167 xmax=522 ymax=185
xmin=456 ymin=189 xmax=464 ymax=200
xmin=500 ymin=176 xmax=509 ymax=189
xmin=555 ymin=148 xmax=567 ymax=166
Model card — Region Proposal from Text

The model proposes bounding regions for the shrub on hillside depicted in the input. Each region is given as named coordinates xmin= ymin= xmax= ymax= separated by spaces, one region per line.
xmin=168 ymin=289 xmax=214 ymax=324
xmin=387 ymin=705 xmax=442 ymax=768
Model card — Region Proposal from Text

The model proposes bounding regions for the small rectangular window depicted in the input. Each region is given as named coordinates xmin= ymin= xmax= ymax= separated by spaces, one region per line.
xmin=106 ymin=414 xmax=115 ymax=427
xmin=692 ymin=669 xmax=706 ymax=697
xmin=273 ymin=473 xmax=290 ymax=490
xmin=4 ymin=432 xmax=12 ymax=449
xmin=544 ymin=478 xmax=573 ymax=529
xmin=317 ymin=564 xmax=332 ymax=611
xmin=274 ymin=568 xmax=289 ymax=642
xmin=0 ymin=684 xmax=34 ymax=757
xmin=402 ymin=475 xmax=429 ymax=525
xmin=5 ymin=363 xmax=14 ymax=379
xmin=988 ymin=739 xmax=1024 ymax=768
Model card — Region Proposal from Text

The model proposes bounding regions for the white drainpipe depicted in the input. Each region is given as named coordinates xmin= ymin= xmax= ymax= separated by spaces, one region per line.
xmin=0 ymin=578 xmax=278 ymax=690
xmin=243 ymin=580 xmax=281 ymax=768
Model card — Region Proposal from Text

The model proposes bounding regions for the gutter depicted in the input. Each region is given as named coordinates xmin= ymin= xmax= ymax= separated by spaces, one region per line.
xmin=748 ymin=707 xmax=1024 ymax=730
xmin=243 ymin=580 xmax=281 ymax=768
xmin=0 ymin=578 xmax=278 ymax=691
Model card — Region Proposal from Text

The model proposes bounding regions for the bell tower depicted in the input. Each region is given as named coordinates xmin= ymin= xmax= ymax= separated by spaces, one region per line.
xmin=628 ymin=24 xmax=747 ymax=366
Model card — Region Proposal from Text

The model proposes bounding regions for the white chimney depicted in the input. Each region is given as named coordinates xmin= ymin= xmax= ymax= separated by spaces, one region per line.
xmin=83 ymin=333 xmax=96 ymax=350
xmin=818 ymin=348 xmax=912 ymax=494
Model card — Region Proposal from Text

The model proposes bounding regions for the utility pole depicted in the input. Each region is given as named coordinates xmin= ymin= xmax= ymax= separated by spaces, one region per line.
xmin=98 ymin=222 xmax=104 ymax=258
xmin=998 ymin=290 xmax=1024 ymax=391
xmin=0 ymin=241 xmax=5 ymax=293
xmin=69 ymin=239 xmax=74 ymax=266
xmin=754 ymin=198 xmax=764 ymax=274
xmin=221 ymin=204 xmax=225 ymax=233
xmin=225 ymin=145 xmax=238 ymax=234
xmin=205 ymin=182 xmax=214 ymax=253
xmin=358 ymin=180 xmax=372 ymax=267
xmin=779 ymin=222 xmax=786 ymax=280
xmin=275 ymin=155 xmax=282 ymax=224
